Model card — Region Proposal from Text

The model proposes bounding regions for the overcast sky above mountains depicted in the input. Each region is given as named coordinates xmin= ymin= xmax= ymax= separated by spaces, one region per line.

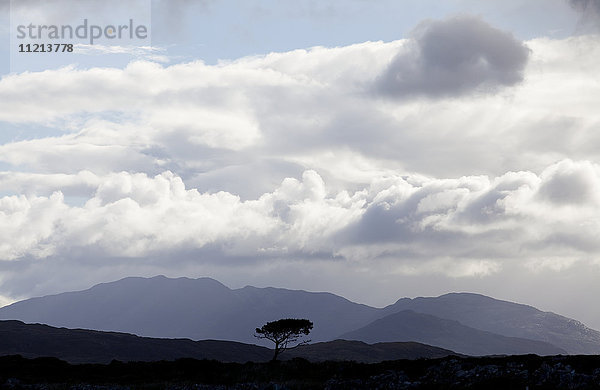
xmin=0 ymin=1 xmax=600 ymax=328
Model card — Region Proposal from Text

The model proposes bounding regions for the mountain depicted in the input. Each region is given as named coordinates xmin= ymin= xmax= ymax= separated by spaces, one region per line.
xmin=0 ymin=276 xmax=379 ymax=344
xmin=0 ymin=276 xmax=598 ymax=355
xmin=384 ymin=293 xmax=600 ymax=354
xmin=0 ymin=320 xmax=456 ymax=364
xmin=339 ymin=310 xmax=566 ymax=356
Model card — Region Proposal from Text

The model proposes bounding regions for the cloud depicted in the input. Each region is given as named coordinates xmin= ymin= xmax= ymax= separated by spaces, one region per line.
xmin=152 ymin=0 xmax=214 ymax=31
xmin=569 ymin=0 xmax=600 ymax=12
xmin=375 ymin=15 xmax=530 ymax=98
xmin=4 ymin=0 xmax=150 ymax=26
xmin=569 ymin=0 xmax=600 ymax=31
xmin=74 ymin=45 xmax=170 ymax=63
xmin=537 ymin=160 xmax=600 ymax=205
xmin=1 ymin=160 xmax=599 ymax=269
xmin=3 ymin=0 xmax=211 ymax=29
xmin=0 ymin=35 xmax=598 ymax=180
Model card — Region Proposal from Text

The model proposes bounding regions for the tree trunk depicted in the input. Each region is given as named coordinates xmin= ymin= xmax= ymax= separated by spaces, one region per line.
xmin=271 ymin=341 xmax=280 ymax=362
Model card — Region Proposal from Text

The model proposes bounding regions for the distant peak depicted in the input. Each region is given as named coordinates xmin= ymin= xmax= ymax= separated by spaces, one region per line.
xmin=438 ymin=292 xmax=493 ymax=299
xmin=436 ymin=292 xmax=535 ymax=307
xmin=88 ymin=275 xmax=231 ymax=292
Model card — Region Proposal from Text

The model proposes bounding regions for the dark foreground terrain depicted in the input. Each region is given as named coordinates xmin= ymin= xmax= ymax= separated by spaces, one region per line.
xmin=3 ymin=354 xmax=600 ymax=389
xmin=0 ymin=320 xmax=454 ymax=364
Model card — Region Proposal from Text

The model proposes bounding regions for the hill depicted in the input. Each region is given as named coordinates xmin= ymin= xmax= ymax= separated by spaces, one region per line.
xmin=339 ymin=310 xmax=566 ymax=356
xmin=0 ymin=320 xmax=456 ymax=364
xmin=0 ymin=320 xmax=271 ymax=363
xmin=286 ymin=339 xmax=457 ymax=363
xmin=385 ymin=293 xmax=600 ymax=354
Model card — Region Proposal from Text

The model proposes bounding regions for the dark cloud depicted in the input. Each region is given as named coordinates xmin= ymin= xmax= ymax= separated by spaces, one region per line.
xmin=152 ymin=0 xmax=213 ymax=32
xmin=1 ymin=0 xmax=211 ymax=27
xmin=2 ymin=0 xmax=146 ymax=25
xmin=569 ymin=0 xmax=600 ymax=11
xmin=537 ymin=161 xmax=599 ymax=205
xmin=375 ymin=15 xmax=530 ymax=99
xmin=569 ymin=0 xmax=600 ymax=31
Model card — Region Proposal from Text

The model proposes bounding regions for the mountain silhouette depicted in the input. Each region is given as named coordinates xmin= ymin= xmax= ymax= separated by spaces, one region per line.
xmin=384 ymin=293 xmax=600 ymax=354
xmin=0 ymin=276 xmax=379 ymax=344
xmin=0 ymin=276 xmax=598 ymax=355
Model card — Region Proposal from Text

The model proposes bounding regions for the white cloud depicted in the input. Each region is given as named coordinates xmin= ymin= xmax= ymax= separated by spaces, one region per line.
xmin=0 ymin=35 xmax=598 ymax=180
xmin=74 ymin=45 xmax=171 ymax=63
xmin=1 ymin=160 xmax=599 ymax=273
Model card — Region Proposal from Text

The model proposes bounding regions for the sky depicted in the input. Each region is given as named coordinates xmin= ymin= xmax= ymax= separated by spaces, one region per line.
xmin=1 ymin=0 xmax=600 ymax=329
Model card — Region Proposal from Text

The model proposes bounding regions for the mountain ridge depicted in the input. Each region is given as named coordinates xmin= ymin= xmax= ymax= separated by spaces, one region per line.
xmin=0 ymin=275 xmax=598 ymax=355
xmin=0 ymin=275 xmax=382 ymax=343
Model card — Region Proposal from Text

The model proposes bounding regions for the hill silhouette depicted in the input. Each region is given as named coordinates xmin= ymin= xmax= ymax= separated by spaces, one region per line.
xmin=0 ymin=276 xmax=379 ymax=344
xmin=0 ymin=320 xmax=457 ymax=363
xmin=386 ymin=292 xmax=600 ymax=354
xmin=340 ymin=310 xmax=566 ymax=356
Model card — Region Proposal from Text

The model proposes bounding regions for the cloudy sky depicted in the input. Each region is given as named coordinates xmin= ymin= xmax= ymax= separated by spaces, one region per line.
xmin=1 ymin=0 xmax=600 ymax=328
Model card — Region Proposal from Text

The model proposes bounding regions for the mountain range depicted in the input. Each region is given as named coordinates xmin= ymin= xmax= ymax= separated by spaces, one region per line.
xmin=1 ymin=275 xmax=598 ymax=357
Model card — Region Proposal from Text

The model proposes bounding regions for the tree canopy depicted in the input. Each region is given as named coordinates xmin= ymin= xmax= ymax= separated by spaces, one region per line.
xmin=255 ymin=318 xmax=313 ymax=361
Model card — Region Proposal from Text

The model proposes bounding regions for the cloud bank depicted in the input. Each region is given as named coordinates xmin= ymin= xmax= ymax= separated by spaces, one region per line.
xmin=1 ymin=160 xmax=599 ymax=269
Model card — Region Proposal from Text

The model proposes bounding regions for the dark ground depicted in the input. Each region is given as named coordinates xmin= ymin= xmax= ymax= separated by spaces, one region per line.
xmin=3 ymin=354 xmax=600 ymax=389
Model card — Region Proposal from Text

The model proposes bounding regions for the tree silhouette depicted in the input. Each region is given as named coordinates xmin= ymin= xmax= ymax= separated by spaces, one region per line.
xmin=254 ymin=318 xmax=313 ymax=361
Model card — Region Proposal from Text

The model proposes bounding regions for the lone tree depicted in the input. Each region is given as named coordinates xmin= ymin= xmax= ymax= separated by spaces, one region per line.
xmin=255 ymin=318 xmax=313 ymax=361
